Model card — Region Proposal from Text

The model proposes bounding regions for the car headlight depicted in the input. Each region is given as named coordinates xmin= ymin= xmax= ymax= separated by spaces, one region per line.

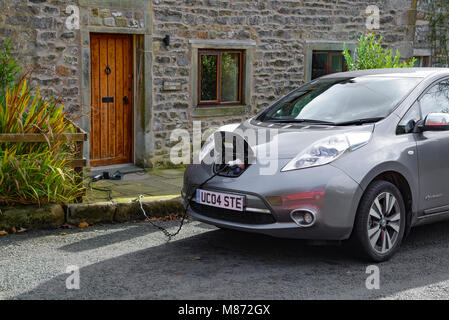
xmin=281 ymin=131 xmax=372 ymax=172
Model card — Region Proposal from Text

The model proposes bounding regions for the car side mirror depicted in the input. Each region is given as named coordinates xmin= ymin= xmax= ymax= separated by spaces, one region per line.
xmin=422 ymin=113 xmax=449 ymax=132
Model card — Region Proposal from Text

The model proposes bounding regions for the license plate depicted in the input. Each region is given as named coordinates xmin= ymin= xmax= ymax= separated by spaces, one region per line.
xmin=196 ymin=189 xmax=245 ymax=212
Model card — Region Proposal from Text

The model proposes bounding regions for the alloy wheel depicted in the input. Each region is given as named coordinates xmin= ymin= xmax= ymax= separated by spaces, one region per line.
xmin=367 ymin=192 xmax=401 ymax=254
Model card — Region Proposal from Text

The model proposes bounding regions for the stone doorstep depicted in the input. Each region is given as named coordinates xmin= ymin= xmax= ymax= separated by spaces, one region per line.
xmin=0 ymin=196 xmax=185 ymax=233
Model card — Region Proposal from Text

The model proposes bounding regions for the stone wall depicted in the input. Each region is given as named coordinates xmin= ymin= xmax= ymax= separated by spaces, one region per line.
xmin=81 ymin=3 xmax=146 ymax=30
xmin=0 ymin=0 xmax=81 ymax=114
xmin=150 ymin=0 xmax=416 ymax=159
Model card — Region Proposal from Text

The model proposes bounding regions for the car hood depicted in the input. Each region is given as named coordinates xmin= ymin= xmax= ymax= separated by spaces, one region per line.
xmin=223 ymin=119 xmax=375 ymax=160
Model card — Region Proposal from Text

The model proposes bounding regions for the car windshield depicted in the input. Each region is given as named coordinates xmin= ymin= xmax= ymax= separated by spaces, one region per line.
xmin=260 ymin=76 xmax=422 ymax=124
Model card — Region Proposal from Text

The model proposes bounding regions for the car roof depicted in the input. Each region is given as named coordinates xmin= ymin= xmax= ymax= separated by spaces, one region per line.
xmin=320 ymin=68 xmax=449 ymax=79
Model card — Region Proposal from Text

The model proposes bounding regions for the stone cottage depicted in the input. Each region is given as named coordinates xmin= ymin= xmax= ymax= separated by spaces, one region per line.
xmin=0 ymin=0 xmax=438 ymax=168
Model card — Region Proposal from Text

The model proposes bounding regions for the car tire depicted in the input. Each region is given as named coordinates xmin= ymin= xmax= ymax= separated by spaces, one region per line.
xmin=351 ymin=180 xmax=406 ymax=262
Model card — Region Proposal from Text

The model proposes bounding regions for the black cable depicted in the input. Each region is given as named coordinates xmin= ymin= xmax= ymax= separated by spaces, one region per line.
xmin=87 ymin=165 xmax=224 ymax=240
xmin=137 ymin=165 xmax=226 ymax=241
xmin=87 ymin=179 xmax=113 ymax=201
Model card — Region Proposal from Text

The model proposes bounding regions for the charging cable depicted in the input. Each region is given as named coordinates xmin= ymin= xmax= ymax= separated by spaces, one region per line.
xmin=88 ymin=166 xmax=225 ymax=240
xmin=136 ymin=166 xmax=226 ymax=241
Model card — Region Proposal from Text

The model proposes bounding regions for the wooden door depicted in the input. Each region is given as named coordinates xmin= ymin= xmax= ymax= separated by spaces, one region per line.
xmin=90 ymin=34 xmax=133 ymax=167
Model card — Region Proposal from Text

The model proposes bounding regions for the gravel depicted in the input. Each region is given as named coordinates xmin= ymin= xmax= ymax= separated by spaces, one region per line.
xmin=1 ymin=219 xmax=449 ymax=300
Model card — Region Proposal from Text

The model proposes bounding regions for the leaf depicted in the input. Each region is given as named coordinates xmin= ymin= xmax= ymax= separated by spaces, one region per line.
xmin=78 ymin=222 xmax=89 ymax=228
xmin=60 ymin=232 xmax=68 ymax=236
xmin=56 ymin=167 xmax=65 ymax=181
xmin=0 ymin=230 xmax=8 ymax=235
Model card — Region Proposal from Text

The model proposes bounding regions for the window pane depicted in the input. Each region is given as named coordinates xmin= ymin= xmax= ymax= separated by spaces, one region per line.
xmin=312 ymin=52 xmax=327 ymax=79
xmin=200 ymin=54 xmax=218 ymax=101
xmin=312 ymin=51 xmax=346 ymax=79
xmin=414 ymin=56 xmax=431 ymax=67
xmin=397 ymin=103 xmax=421 ymax=134
xmin=420 ymin=80 xmax=449 ymax=117
xmin=330 ymin=54 xmax=344 ymax=73
xmin=221 ymin=52 xmax=240 ymax=102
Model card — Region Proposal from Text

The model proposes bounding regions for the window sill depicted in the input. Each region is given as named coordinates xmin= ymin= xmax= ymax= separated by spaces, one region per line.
xmin=191 ymin=105 xmax=248 ymax=118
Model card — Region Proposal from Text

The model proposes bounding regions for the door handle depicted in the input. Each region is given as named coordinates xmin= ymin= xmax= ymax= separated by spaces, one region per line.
xmin=123 ymin=96 xmax=129 ymax=105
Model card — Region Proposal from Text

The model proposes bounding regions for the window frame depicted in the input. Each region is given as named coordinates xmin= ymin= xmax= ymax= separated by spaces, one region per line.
xmin=198 ymin=49 xmax=244 ymax=107
xmin=311 ymin=50 xmax=348 ymax=80
xmin=417 ymin=77 xmax=449 ymax=118
xmin=304 ymin=41 xmax=356 ymax=82
xmin=396 ymin=102 xmax=422 ymax=135
xmin=397 ymin=76 xmax=449 ymax=134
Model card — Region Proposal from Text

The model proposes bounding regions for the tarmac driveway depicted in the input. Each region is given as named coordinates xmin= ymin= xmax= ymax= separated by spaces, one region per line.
xmin=1 ymin=219 xmax=449 ymax=300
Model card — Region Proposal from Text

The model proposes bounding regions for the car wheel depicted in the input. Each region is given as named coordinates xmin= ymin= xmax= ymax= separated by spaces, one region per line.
xmin=352 ymin=180 xmax=406 ymax=262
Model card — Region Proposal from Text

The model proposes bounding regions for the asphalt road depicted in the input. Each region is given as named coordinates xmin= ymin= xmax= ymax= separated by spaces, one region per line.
xmin=1 ymin=218 xmax=449 ymax=300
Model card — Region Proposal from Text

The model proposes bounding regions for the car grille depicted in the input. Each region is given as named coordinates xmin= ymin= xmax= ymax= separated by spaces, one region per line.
xmin=189 ymin=201 xmax=276 ymax=225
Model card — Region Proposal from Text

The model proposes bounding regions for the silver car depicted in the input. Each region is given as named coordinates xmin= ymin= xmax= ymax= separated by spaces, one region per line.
xmin=183 ymin=68 xmax=449 ymax=262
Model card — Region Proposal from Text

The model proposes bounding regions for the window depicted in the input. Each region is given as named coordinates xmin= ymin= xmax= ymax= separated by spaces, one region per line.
xmin=414 ymin=56 xmax=431 ymax=68
xmin=419 ymin=79 xmax=449 ymax=118
xmin=397 ymin=79 xmax=449 ymax=134
xmin=198 ymin=49 xmax=244 ymax=106
xmin=397 ymin=103 xmax=421 ymax=135
xmin=312 ymin=51 xmax=347 ymax=80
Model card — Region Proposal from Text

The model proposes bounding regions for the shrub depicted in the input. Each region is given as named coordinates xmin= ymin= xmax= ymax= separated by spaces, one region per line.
xmin=0 ymin=149 xmax=83 ymax=206
xmin=0 ymin=40 xmax=21 ymax=105
xmin=0 ymin=79 xmax=84 ymax=206
xmin=343 ymin=33 xmax=416 ymax=70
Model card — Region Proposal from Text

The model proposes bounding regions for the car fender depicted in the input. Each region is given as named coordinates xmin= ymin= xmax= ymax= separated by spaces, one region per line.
xmin=357 ymin=161 xmax=419 ymax=214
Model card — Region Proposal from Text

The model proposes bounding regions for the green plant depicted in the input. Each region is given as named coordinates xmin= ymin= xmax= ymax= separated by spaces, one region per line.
xmin=0 ymin=40 xmax=21 ymax=105
xmin=0 ymin=79 xmax=83 ymax=206
xmin=0 ymin=149 xmax=83 ymax=206
xmin=0 ymin=78 xmax=75 ymax=153
xmin=343 ymin=34 xmax=416 ymax=71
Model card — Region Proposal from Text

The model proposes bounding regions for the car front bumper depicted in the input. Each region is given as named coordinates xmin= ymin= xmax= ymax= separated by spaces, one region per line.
xmin=183 ymin=161 xmax=364 ymax=241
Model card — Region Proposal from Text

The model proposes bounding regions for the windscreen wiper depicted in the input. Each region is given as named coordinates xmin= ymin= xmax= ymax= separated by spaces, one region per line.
xmin=334 ymin=117 xmax=384 ymax=126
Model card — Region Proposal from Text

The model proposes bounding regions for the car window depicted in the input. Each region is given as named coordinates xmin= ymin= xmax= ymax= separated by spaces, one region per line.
xmin=397 ymin=102 xmax=421 ymax=135
xmin=419 ymin=79 xmax=449 ymax=117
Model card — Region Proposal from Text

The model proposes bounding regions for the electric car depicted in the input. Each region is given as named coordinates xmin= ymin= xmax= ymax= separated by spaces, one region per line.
xmin=183 ymin=68 xmax=449 ymax=261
